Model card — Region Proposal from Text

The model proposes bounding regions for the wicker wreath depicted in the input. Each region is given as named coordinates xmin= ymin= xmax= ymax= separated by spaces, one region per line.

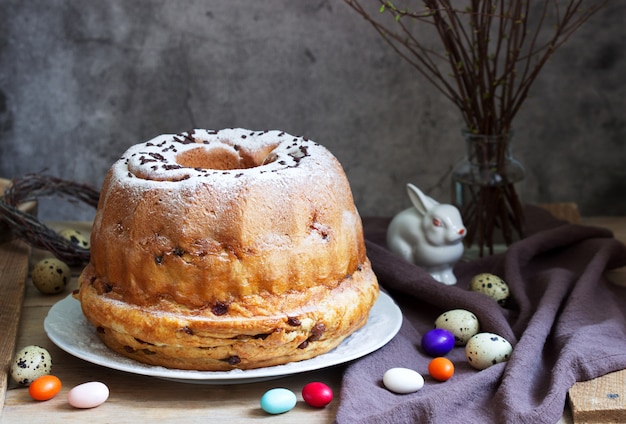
xmin=0 ymin=174 xmax=100 ymax=266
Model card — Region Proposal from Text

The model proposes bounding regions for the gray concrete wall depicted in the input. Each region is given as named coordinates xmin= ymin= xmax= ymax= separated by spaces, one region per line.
xmin=1 ymin=0 xmax=624 ymax=221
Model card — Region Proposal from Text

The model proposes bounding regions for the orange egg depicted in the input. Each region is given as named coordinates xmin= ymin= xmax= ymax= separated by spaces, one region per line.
xmin=428 ymin=357 xmax=455 ymax=381
xmin=28 ymin=375 xmax=62 ymax=401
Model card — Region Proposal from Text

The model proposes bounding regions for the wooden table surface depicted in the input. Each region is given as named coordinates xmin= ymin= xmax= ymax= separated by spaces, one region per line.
xmin=1 ymin=217 xmax=625 ymax=423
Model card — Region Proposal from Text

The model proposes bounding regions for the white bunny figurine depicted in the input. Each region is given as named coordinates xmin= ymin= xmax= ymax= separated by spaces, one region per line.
xmin=386 ymin=183 xmax=466 ymax=285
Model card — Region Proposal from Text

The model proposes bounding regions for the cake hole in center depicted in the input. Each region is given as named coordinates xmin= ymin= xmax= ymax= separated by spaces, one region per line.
xmin=175 ymin=141 xmax=282 ymax=171
xmin=176 ymin=147 xmax=246 ymax=170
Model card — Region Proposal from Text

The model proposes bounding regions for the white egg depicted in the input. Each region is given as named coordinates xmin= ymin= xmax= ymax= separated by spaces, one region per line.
xmin=67 ymin=381 xmax=109 ymax=409
xmin=10 ymin=345 xmax=52 ymax=386
xmin=469 ymin=273 xmax=510 ymax=306
xmin=465 ymin=332 xmax=513 ymax=370
xmin=31 ymin=258 xmax=71 ymax=294
xmin=383 ymin=367 xmax=424 ymax=394
xmin=434 ymin=309 xmax=480 ymax=345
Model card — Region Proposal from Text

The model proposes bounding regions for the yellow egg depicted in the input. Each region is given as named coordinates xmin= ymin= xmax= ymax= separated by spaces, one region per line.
xmin=11 ymin=345 xmax=52 ymax=386
xmin=469 ymin=273 xmax=510 ymax=306
xmin=59 ymin=228 xmax=90 ymax=249
xmin=31 ymin=258 xmax=71 ymax=294
xmin=465 ymin=332 xmax=513 ymax=370
xmin=434 ymin=309 xmax=480 ymax=345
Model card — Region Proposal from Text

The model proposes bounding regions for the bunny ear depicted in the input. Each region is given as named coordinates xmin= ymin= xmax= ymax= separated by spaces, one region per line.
xmin=406 ymin=183 xmax=438 ymax=215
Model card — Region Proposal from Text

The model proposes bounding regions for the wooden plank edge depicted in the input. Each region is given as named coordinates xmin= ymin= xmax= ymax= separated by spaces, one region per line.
xmin=0 ymin=239 xmax=30 ymax=416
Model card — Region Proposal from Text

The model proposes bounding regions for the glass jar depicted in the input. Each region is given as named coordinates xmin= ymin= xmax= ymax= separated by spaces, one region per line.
xmin=452 ymin=130 xmax=526 ymax=256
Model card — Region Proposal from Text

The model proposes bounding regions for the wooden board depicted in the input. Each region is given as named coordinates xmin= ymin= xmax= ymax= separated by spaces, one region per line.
xmin=0 ymin=238 xmax=30 ymax=415
xmin=569 ymin=369 xmax=626 ymax=423
xmin=538 ymin=202 xmax=582 ymax=224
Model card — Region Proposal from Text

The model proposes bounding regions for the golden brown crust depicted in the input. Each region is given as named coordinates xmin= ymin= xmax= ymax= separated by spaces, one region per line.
xmin=77 ymin=260 xmax=378 ymax=370
xmin=76 ymin=129 xmax=379 ymax=370
xmin=89 ymin=132 xmax=368 ymax=309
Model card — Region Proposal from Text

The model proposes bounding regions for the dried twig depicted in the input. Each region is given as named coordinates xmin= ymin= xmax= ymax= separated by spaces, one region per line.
xmin=0 ymin=174 xmax=100 ymax=266
xmin=343 ymin=0 xmax=606 ymax=254
xmin=345 ymin=0 xmax=606 ymax=135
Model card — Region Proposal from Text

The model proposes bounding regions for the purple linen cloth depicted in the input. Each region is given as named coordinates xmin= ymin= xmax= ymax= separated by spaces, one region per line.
xmin=336 ymin=206 xmax=626 ymax=424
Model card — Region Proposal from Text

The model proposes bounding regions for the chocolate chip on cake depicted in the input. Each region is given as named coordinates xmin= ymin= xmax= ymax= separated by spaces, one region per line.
xmin=226 ymin=356 xmax=241 ymax=365
xmin=310 ymin=323 xmax=326 ymax=341
xmin=253 ymin=333 xmax=271 ymax=340
xmin=211 ymin=302 xmax=229 ymax=316
xmin=287 ymin=317 xmax=301 ymax=326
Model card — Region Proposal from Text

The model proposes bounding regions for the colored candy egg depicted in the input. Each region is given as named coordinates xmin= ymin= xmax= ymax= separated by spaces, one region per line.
xmin=67 ymin=381 xmax=109 ymax=409
xmin=29 ymin=375 xmax=62 ymax=401
xmin=470 ymin=273 xmax=510 ymax=306
xmin=59 ymin=228 xmax=90 ymax=249
xmin=421 ymin=328 xmax=455 ymax=357
xmin=11 ymin=345 xmax=52 ymax=386
xmin=465 ymin=332 xmax=513 ymax=370
xmin=434 ymin=309 xmax=480 ymax=345
xmin=428 ymin=357 xmax=455 ymax=382
xmin=31 ymin=258 xmax=71 ymax=294
xmin=302 ymin=382 xmax=333 ymax=408
xmin=260 ymin=388 xmax=297 ymax=414
xmin=382 ymin=368 xmax=424 ymax=394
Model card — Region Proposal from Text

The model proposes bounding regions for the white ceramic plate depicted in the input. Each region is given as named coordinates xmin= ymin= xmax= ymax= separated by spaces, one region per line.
xmin=44 ymin=292 xmax=402 ymax=384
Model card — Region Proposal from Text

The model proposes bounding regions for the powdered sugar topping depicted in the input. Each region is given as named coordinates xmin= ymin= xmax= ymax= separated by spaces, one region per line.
xmin=112 ymin=128 xmax=326 ymax=189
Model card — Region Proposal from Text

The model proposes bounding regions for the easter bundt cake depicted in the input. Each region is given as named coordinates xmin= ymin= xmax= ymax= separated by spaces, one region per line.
xmin=75 ymin=128 xmax=379 ymax=370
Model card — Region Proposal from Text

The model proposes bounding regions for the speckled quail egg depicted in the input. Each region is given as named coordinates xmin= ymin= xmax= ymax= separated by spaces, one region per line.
xmin=59 ymin=228 xmax=90 ymax=249
xmin=11 ymin=345 xmax=52 ymax=386
xmin=469 ymin=273 xmax=510 ymax=306
xmin=31 ymin=258 xmax=71 ymax=294
xmin=465 ymin=332 xmax=513 ymax=370
xmin=434 ymin=309 xmax=480 ymax=345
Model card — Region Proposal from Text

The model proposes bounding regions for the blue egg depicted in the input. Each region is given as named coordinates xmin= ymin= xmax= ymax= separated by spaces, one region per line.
xmin=260 ymin=388 xmax=297 ymax=414
xmin=421 ymin=328 xmax=455 ymax=357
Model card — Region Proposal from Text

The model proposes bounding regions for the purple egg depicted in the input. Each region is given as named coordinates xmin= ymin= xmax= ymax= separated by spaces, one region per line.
xmin=421 ymin=328 xmax=455 ymax=357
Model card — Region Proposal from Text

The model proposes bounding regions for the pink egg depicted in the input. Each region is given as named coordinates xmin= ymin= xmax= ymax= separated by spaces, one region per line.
xmin=302 ymin=382 xmax=333 ymax=408
xmin=67 ymin=381 xmax=109 ymax=409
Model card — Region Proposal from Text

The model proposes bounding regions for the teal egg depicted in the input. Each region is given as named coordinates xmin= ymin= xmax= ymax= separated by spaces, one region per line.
xmin=260 ymin=388 xmax=297 ymax=414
